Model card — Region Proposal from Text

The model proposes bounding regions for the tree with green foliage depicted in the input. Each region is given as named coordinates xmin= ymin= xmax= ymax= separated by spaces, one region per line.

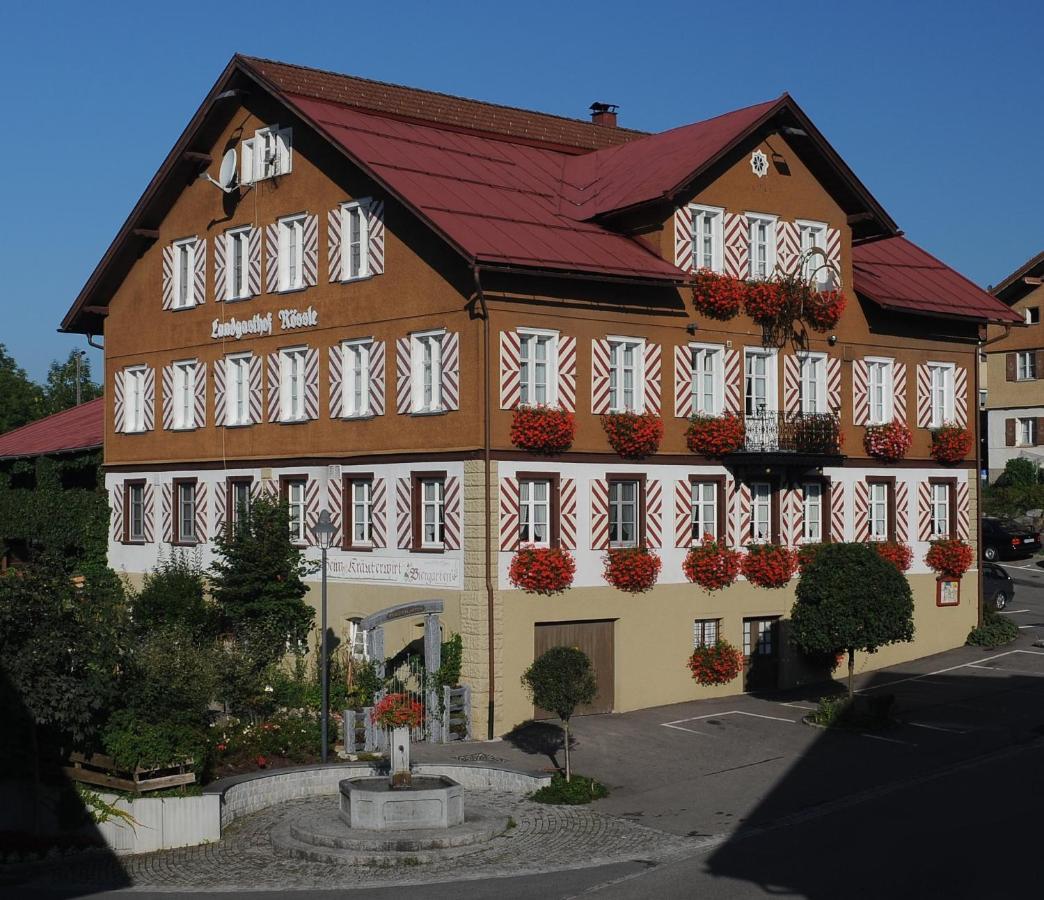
xmin=521 ymin=646 xmax=597 ymax=781
xmin=791 ymin=542 xmax=915 ymax=697
xmin=999 ymin=456 xmax=1039 ymax=488
xmin=131 ymin=549 xmax=214 ymax=638
xmin=40 ymin=351 xmax=102 ymax=417
xmin=0 ymin=343 xmax=42 ymax=433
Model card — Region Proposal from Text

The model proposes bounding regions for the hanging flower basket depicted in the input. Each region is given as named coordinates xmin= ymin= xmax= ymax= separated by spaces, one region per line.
xmin=370 ymin=693 xmax=424 ymax=730
xmin=930 ymin=424 xmax=973 ymax=465
xmin=741 ymin=543 xmax=798 ymax=588
xmin=510 ymin=404 xmax=575 ymax=454
xmin=686 ymin=412 xmax=745 ymax=456
xmin=871 ymin=541 xmax=913 ymax=573
xmin=744 ymin=280 xmax=785 ymax=323
xmin=602 ymin=546 xmax=661 ymax=593
xmin=691 ymin=269 xmax=746 ymax=320
xmin=600 ymin=411 xmax=664 ymax=459
xmin=925 ymin=538 xmax=973 ymax=578
xmin=683 ymin=536 xmax=741 ymax=591
xmin=796 ymin=542 xmax=826 ymax=573
xmin=863 ymin=420 xmax=913 ymax=462
xmin=508 ymin=546 xmax=576 ymax=595
xmin=804 ymin=289 xmax=846 ymax=332
xmin=687 ymin=639 xmax=745 ymax=686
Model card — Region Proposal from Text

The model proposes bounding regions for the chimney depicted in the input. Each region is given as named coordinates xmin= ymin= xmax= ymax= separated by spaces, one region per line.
xmin=589 ymin=102 xmax=619 ymax=128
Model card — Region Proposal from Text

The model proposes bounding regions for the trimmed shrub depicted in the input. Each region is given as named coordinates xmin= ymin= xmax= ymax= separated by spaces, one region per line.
xmin=967 ymin=608 xmax=1018 ymax=648
xmin=531 ymin=773 xmax=609 ymax=805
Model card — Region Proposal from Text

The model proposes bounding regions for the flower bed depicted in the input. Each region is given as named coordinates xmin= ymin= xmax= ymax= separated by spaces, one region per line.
xmin=211 ymin=711 xmax=331 ymax=778
xmin=687 ymin=639 xmax=745 ymax=686
xmin=804 ymin=289 xmax=846 ymax=332
xmin=600 ymin=411 xmax=663 ymax=458
xmin=741 ymin=543 xmax=798 ymax=588
xmin=683 ymin=536 xmax=741 ymax=591
xmin=510 ymin=404 xmax=575 ymax=454
xmin=930 ymin=424 xmax=973 ymax=465
xmin=863 ymin=420 xmax=913 ymax=462
xmin=686 ymin=412 xmax=745 ymax=456
xmin=871 ymin=540 xmax=913 ymax=572
xmin=925 ymin=538 xmax=973 ymax=578
xmin=691 ymin=269 xmax=746 ymax=320
xmin=371 ymin=693 xmax=424 ymax=730
xmin=508 ymin=546 xmax=576 ymax=595
xmin=602 ymin=546 xmax=661 ymax=593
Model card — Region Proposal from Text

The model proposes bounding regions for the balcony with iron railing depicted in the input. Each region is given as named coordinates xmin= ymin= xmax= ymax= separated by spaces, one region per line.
xmin=729 ymin=408 xmax=844 ymax=467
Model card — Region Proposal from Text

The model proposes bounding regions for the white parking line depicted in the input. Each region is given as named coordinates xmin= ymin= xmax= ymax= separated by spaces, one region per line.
xmin=998 ymin=609 xmax=1031 ymax=615
xmin=661 ymin=709 xmax=797 ymax=731
xmin=661 ymin=723 xmax=716 ymax=737
xmin=781 ymin=702 xmax=818 ymax=711
xmin=861 ymin=733 xmax=916 ymax=746
xmin=968 ymin=662 xmax=1044 ymax=677
xmin=906 ymin=721 xmax=970 ymax=734
xmin=857 ymin=649 xmax=1023 ymax=692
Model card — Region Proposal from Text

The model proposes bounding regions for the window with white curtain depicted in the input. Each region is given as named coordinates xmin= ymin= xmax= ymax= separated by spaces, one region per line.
xmin=411 ymin=331 xmax=444 ymax=413
xmin=927 ymin=363 xmax=955 ymax=427
xmin=172 ymin=360 xmax=196 ymax=429
xmin=747 ymin=213 xmax=777 ymax=279
xmin=693 ymin=618 xmax=720 ymax=648
xmin=226 ymin=354 xmax=251 ymax=426
xmin=869 ymin=482 xmax=890 ymax=541
xmin=341 ymin=201 xmax=369 ymax=280
xmin=286 ymin=479 xmax=307 ymax=544
xmin=350 ymin=479 xmax=373 ymax=545
xmin=173 ymin=238 xmax=197 ymax=309
xmin=690 ymin=345 xmax=723 ymax=415
xmin=867 ymin=359 xmax=894 ymax=425
xmin=751 ymin=481 xmax=772 ymax=543
xmin=691 ymin=480 xmax=719 ymax=542
xmin=931 ymin=482 xmax=951 ymax=538
xmin=799 ymin=353 xmax=826 ymax=415
xmin=802 ymin=482 xmax=823 ymax=542
xmin=341 ymin=340 xmax=371 ymax=418
xmin=420 ymin=478 xmax=445 ymax=548
xmin=690 ymin=205 xmax=723 ymax=272
xmin=124 ymin=366 xmax=147 ymax=432
xmin=278 ymin=215 xmax=306 ymax=291
xmin=519 ymin=331 xmax=557 ymax=407
xmin=226 ymin=227 xmax=251 ymax=300
xmin=519 ymin=479 xmax=551 ymax=547
xmin=280 ymin=348 xmax=307 ymax=421
xmin=608 ymin=479 xmax=640 ymax=547
xmin=608 ymin=338 xmax=644 ymax=413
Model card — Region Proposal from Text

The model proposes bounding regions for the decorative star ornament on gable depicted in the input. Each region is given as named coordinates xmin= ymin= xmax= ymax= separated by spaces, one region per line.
xmin=750 ymin=150 xmax=769 ymax=178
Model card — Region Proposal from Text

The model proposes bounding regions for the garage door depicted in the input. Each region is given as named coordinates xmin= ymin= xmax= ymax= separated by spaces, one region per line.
xmin=533 ymin=619 xmax=615 ymax=717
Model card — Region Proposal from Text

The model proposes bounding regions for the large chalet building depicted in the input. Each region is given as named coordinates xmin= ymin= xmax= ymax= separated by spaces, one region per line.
xmin=60 ymin=56 xmax=1019 ymax=736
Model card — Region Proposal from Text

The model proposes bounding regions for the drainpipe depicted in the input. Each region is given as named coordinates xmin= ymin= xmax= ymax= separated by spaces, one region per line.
xmin=86 ymin=333 xmax=104 ymax=351
xmin=473 ymin=265 xmax=496 ymax=740
xmin=974 ymin=337 xmax=984 ymax=628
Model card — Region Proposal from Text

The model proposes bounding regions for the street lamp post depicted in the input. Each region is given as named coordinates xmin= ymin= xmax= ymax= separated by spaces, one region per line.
xmin=312 ymin=509 xmax=335 ymax=764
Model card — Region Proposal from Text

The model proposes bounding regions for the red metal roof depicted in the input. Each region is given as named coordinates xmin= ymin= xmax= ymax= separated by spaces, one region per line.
xmin=852 ymin=236 xmax=1022 ymax=323
xmin=0 ymin=397 xmax=104 ymax=461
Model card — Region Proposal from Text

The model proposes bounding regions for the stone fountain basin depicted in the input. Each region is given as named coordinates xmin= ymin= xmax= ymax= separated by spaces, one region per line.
xmin=339 ymin=776 xmax=464 ymax=831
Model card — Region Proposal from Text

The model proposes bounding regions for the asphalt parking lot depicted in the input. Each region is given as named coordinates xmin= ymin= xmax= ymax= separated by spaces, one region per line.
xmin=987 ymin=553 xmax=1044 ymax=642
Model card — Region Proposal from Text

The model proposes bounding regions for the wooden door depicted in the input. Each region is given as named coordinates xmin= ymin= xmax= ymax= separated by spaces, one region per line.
xmin=743 ymin=616 xmax=781 ymax=692
xmin=533 ymin=619 xmax=615 ymax=717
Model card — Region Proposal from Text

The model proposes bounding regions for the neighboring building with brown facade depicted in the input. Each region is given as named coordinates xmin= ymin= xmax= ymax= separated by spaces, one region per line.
xmin=60 ymin=55 xmax=1019 ymax=735
xmin=985 ymin=253 xmax=1044 ymax=480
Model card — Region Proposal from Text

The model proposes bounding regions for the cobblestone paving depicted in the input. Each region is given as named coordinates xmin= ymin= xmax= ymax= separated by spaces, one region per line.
xmin=16 ymin=791 xmax=697 ymax=892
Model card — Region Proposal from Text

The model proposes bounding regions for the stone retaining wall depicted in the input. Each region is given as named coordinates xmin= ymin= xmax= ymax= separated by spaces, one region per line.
xmin=95 ymin=792 xmax=221 ymax=855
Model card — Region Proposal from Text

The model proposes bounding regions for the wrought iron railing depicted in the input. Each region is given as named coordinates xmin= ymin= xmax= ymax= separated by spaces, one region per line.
xmin=742 ymin=410 xmax=842 ymax=455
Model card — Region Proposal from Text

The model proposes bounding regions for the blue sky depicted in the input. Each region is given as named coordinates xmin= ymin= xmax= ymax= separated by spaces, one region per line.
xmin=2 ymin=0 xmax=1041 ymax=381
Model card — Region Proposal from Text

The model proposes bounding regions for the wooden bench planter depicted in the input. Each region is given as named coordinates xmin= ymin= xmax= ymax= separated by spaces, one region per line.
xmin=64 ymin=752 xmax=196 ymax=793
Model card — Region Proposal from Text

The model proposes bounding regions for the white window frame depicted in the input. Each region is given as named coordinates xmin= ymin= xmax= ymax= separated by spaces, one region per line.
xmin=350 ymin=479 xmax=373 ymax=546
xmin=1017 ymin=417 xmax=1037 ymax=447
xmin=1017 ymin=351 xmax=1036 ymax=381
xmin=172 ymin=238 xmax=197 ymax=310
xmin=802 ymin=482 xmax=823 ymax=543
xmin=927 ymin=361 xmax=955 ymax=428
xmin=278 ymin=214 xmax=307 ymax=293
xmin=242 ymin=125 xmax=292 ymax=184
xmin=690 ymin=343 xmax=724 ymax=416
xmin=690 ymin=204 xmax=724 ymax=273
xmin=411 ymin=330 xmax=445 ymax=413
xmin=607 ymin=336 xmax=646 ymax=413
xmin=128 ymin=483 xmax=145 ymax=542
xmin=747 ymin=212 xmax=777 ymax=280
xmin=420 ymin=477 xmax=445 ymax=549
xmin=866 ymin=357 xmax=894 ymax=425
xmin=693 ymin=618 xmax=720 ymax=649
xmin=518 ymin=328 xmax=559 ymax=408
xmin=225 ymin=227 xmax=251 ymax=301
xmin=798 ymin=351 xmax=827 ymax=415
xmin=346 ymin=617 xmax=369 ymax=661
xmin=341 ymin=339 xmax=372 ymax=419
xmin=124 ymin=366 xmax=147 ymax=433
xmin=869 ymin=482 xmax=889 ymax=541
xmin=279 ymin=347 xmax=308 ymax=422
xmin=172 ymin=359 xmax=196 ymax=430
xmin=340 ymin=200 xmax=370 ymax=281
xmin=796 ymin=219 xmax=828 ymax=285
xmin=691 ymin=480 xmax=719 ymax=542
xmin=176 ymin=482 xmax=197 ymax=544
xmin=750 ymin=481 xmax=772 ymax=544
xmin=744 ymin=347 xmax=779 ymax=416
xmin=931 ymin=482 xmax=951 ymax=539
xmin=608 ymin=479 xmax=641 ymax=548
xmin=286 ymin=479 xmax=307 ymax=544
xmin=226 ymin=354 xmax=251 ymax=427
xmin=229 ymin=480 xmax=252 ymax=527
xmin=519 ymin=478 xmax=552 ymax=548
xmin=1026 ymin=307 xmax=1040 ymax=325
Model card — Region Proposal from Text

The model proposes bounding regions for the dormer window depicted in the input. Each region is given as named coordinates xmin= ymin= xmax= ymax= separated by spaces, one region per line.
xmin=241 ymin=125 xmax=292 ymax=184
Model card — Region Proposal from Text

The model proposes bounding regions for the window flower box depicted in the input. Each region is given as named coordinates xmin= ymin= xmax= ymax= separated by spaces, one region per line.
xmin=804 ymin=289 xmax=846 ymax=332
xmin=508 ymin=546 xmax=576 ymax=595
xmin=925 ymin=538 xmax=973 ymax=578
xmin=687 ymin=639 xmax=745 ymax=686
xmin=871 ymin=540 xmax=913 ymax=573
xmin=930 ymin=424 xmax=973 ymax=465
xmin=600 ymin=411 xmax=663 ymax=459
xmin=744 ymin=280 xmax=785 ymax=324
xmin=683 ymin=536 xmax=741 ymax=591
xmin=510 ymin=404 xmax=575 ymax=454
xmin=686 ymin=411 xmax=745 ymax=456
xmin=863 ymin=420 xmax=912 ymax=462
xmin=691 ymin=269 xmax=745 ymax=320
xmin=602 ymin=546 xmax=661 ymax=593
xmin=741 ymin=543 xmax=798 ymax=588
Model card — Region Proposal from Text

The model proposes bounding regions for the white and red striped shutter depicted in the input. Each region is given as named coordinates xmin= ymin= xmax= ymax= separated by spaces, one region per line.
xmin=559 ymin=478 xmax=577 ymax=550
xmin=777 ymin=221 xmax=800 ymax=276
xmin=723 ymin=212 xmax=749 ymax=279
xmin=499 ymin=331 xmax=521 ymax=410
xmin=327 ymin=477 xmax=343 ymax=548
xmin=161 ymin=244 xmax=175 ymax=310
xmin=675 ymin=481 xmax=692 ymax=547
xmin=830 ymin=482 xmax=845 ymax=542
xmin=726 ymin=478 xmax=738 ymax=547
xmin=674 ymin=206 xmax=695 ymax=271
xmin=143 ymin=483 xmax=155 ymax=543
xmin=591 ymin=339 xmax=611 ymax=414
xmin=723 ymin=348 xmax=742 ymax=415
xmin=645 ymin=480 xmax=663 ymax=548
xmin=369 ymin=340 xmax=386 ymax=416
xmin=443 ymin=476 xmax=461 ymax=550
xmin=329 ymin=344 xmax=343 ymax=418
xmin=674 ymin=345 xmax=693 ymax=418
xmin=441 ymin=332 xmax=460 ymax=411
xmin=783 ymin=355 xmax=801 ymax=416
xmin=853 ymin=481 xmax=870 ymax=543
xmin=247 ymin=227 xmax=262 ymax=297
xmin=214 ymin=233 xmax=227 ymax=301
xmin=371 ymin=478 xmax=387 ymax=548
xmin=113 ymin=370 xmax=126 ymax=434
xmin=917 ymin=481 xmax=933 ymax=541
xmin=827 ymin=357 xmax=841 ymax=415
xmin=248 ymin=355 xmax=263 ymax=424
xmin=954 ymin=365 xmax=968 ymax=427
xmin=214 ymin=358 xmax=227 ymax=426
xmin=737 ymin=482 xmax=752 ymax=546
xmin=367 ymin=200 xmax=385 ymax=275
xmin=892 ymin=362 xmax=907 ymax=423
xmin=395 ymin=337 xmax=412 ymax=414
xmin=852 ymin=359 xmax=869 ymax=426
xmin=304 ymin=347 xmax=320 ymax=420
xmin=895 ymin=481 xmax=909 ymax=543
xmin=265 ymin=224 xmax=279 ymax=293
xmin=267 ymin=352 xmax=281 ymax=422
xmin=161 ymin=364 xmax=176 ymax=430
xmin=304 ymin=479 xmax=321 ymax=546
xmin=161 ymin=483 xmax=172 ymax=544
xmin=110 ymin=484 xmax=124 ymax=541
xmin=302 ymin=214 xmax=319 ymax=287
xmin=590 ymin=478 xmax=609 ymax=550
xmin=956 ymin=481 xmax=970 ymax=540
xmin=557 ymin=335 xmax=576 ymax=412
xmin=193 ymin=361 xmax=206 ymax=427
xmin=644 ymin=343 xmax=662 ymax=415
xmin=214 ymin=482 xmax=227 ymax=537
xmin=785 ymin=485 xmax=803 ymax=546
xmin=193 ymin=237 xmax=207 ymax=304
xmin=499 ymin=476 xmax=519 ymax=552
xmin=328 ymin=207 xmax=343 ymax=282
xmin=825 ymin=227 xmax=841 ymax=278
xmin=194 ymin=482 xmax=208 ymax=543
xmin=396 ymin=477 xmax=412 ymax=549
xmin=142 ymin=367 xmax=155 ymax=431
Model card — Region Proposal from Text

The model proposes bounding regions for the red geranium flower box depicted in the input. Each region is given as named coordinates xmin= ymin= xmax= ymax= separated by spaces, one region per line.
xmin=804 ymin=289 xmax=846 ymax=332
xmin=687 ymin=639 xmax=745 ymax=686
xmin=601 ymin=411 xmax=663 ymax=459
xmin=510 ymin=404 xmax=575 ymax=454
xmin=744 ymin=280 xmax=785 ymax=323
xmin=925 ymin=538 xmax=973 ymax=578
xmin=871 ymin=540 xmax=913 ymax=572
xmin=741 ymin=543 xmax=798 ymax=588
xmin=683 ymin=536 xmax=741 ymax=591
xmin=370 ymin=693 xmax=425 ymax=730
xmin=686 ymin=412 xmax=745 ymax=456
xmin=692 ymin=269 xmax=746 ymax=320
xmin=603 ymin=546 xmax=661 ymax=593
xmin=930 ymin=424 xmax=973 ymax=465
xmin=863 ymin=420 xmax=913 ymax=462
xmin=508 ymin=546 xmax=576 ymax=595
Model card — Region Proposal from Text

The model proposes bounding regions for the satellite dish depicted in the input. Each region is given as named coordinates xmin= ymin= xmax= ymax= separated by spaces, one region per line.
xmin=219 ymin=148 xmax=237 ymax=189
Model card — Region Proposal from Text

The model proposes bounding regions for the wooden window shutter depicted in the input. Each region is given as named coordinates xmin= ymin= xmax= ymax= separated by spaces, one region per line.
xmin=161 ymin=244 xmax=175 ymax=310
xmin=193 ymin=237 xmax=207 ymax=304
xmin=304 ymin=347 xmax=320 ymax=419
xmin=304 ymin=479 xmax=320 ymax=546
xmin=161 ymin=364 xmax=176 ymax=430
xmin=248 ymin=355 xmax=263 ymax=424
xmin=956 ymin=481 xmax=970 ymax=539
xmin=723 ymin=212 xmax=749 ymax=279
xmin=193 ymin=362 xmax=206 ymax=427
xmin=302 ymin=214 xmax=319 ymax=287
xmin=326 ymin=477 xmax=343 ymax=548
xmin=953 ymin=366 xmax=968 ymax=427
xmin=214 ymin=233 xmax=227 ymax=301
xmin=440 ymin=332 xmax=460 ymax=411
xmin=892 ymin=362 xmax=907 ymax=422
xmin=674 ymin=481 xmax=692 ymax=548
xmin=395 ymin=477 xmax=412 ymax=549
xmin=825 ymin=227 xmax=841 ymax=276
xmin=142 ymin=367 xmax=155 ymax=431
xmin=827 ymin=356 xmax=841 ymax=414
xmin=1005 ymin=352 xmax=1016 ymax=381
xmin=366 ymin=200 xmax=385 ymax=275
xmin=782 ymin=355 xmax=801 ymax=416
xmin=591 ymin=339 xmax=611 ymax=414
xmin=917 ymin=481 xmax=932 ymax=541
xmin=266 ymin=352 xmax=281 ymax=423
xmin=590 ymin=478 xmax=609 ymax=549
xmin=777 ymin=221 xmax=800 ymax=276
xmin=395 ymin=337 xmax=412 ymax=414
xmin=327 ymin=206 xmax=343 ymax=282
xmin=645 ymin=480 xmax=663 ymax=548
xmin=1005 ymin=418 xmax=1016 ymax=446
xmin=113 ymin=370 xmax=126 ymax=434
xmin=673 ymin=345 xmax=693 ymax=419
xmin=915 ymin=364 xmax=931 ymax=427
xmin=853 ymin=480 xmax=870 ymax=543
xmin=895 ymin=481 xmax=909 ymax=543
xmin=328 ymin=344 xmax=343 ymax=418
xmin=499 ymin=330 xmax=521 ymax=410
xmin=371 ymin=478 xmax=387 ymax=548
xmin=214 ymin=358 xmax=227 ymax=426
xmin=673 ymin=206 xmax=694 ymax=271
xmin=557 ymin=335 xmax=577 ymax=412
xmin=110 ymin=484 xmax=124 ymax=542
xmin=161 ymin=483 xmax=173 ymax=544
xmin=369 ymin=340 xmax=386 ymax=416
xmin=643 ymin=344 xmax=662 ymax=415
xmin=829 ymin=482 xmax=845 ymax=543
xmin=443 ymin=476 xmax=462 ymax=550
xmin=559 ymin=478 xmax=577 ymax=549
xmin=1036 ymin=418 xmax=1044 ymax=446
xmin=723 ymin=348 xmax=741 ymax=415
xmin=1037 ymin=350 xmax=1044 ymax=379
xmin=143 ymin=483 xmax=155 ymax=543
xmin=264 ymin=224 xmax=279 ymax=294
xmin=247 ymin=227 xmax=262 ymax=296
xmin=499 ymin=477 xmax=520 ymax=552
xmin=194 ymin=482 xmax=208 ymax=543
xmin=783 ymin=485 xmax=802 ymax=547
xmin=852 ymin=359 xmax=869 ymax=426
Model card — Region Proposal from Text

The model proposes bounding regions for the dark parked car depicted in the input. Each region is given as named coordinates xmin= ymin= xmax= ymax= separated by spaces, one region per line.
xmin=982 ymin=562 xmax=1014 ymax=611
xmin=981 ymin=517 xmax=1040 ymax=561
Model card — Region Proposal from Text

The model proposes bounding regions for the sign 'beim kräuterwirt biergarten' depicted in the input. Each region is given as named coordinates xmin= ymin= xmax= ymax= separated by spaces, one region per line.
xmin=211 ymin=306 xmax=318 ymax=340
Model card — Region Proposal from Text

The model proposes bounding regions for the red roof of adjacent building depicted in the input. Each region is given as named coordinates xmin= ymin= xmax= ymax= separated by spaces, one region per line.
xmin=0 ymin=398 xmax=104 ymax=461
xmin=852 ymin=236 xmax=1022 ymax=324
